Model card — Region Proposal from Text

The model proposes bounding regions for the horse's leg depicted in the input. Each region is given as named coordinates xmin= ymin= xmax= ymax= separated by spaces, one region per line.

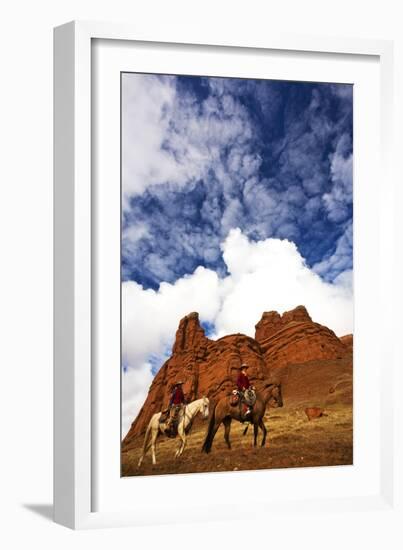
xmin=202 ymin=418 xmax=222 ymax=453
xmin=177 ymin=433 xmax=186 ymax=457
xmin=253 ymin=422 xmax=259 ymax=447
xmin=138 ymin=422 xmax=152 ymax=467
xmin=223 ymin=417 xmax=232 ymax=449
xmin=151 ymin=428 xmax=158 ymax=465
xmin=138 ymin=438 xmax=153 ymax=467
xmin=259 ymin=418 xmax=267 ymax=447
xmin=138 ymin=446 xmax=145 ymax=467
xmin=202 ymin=401 xmax=227 ymax=453
xmin=175 ymin=424 xmax=186 ymax=458
xmin=211 ymin=419 xmax=223 ymax=448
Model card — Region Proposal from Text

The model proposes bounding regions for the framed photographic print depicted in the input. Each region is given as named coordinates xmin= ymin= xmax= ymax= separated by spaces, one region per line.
xmin=120 ymin=72 xmax=354 ymax=476
xmin=54 ymin=21 xmax=398 ymax=530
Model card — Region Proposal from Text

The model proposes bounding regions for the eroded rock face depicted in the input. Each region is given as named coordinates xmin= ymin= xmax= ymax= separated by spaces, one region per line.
xmin=172 ymin=312 xmax=208 ymax=354
xmin=122 ymin=307 xmax=352 ymax=448
xmin=340 ymin=334 xmax=353 ymax=354
xmin=260 ymin=321 xmax=347 ymax=371
xmin=255 ymin=305 xmax=312 ymax=342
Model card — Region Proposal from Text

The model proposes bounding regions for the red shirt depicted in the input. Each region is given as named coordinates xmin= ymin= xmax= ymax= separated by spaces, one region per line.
xmin=237 ymin=372 xmax=250 ymax=391
xmin=171 ymin=386 xmax=185 ymax=405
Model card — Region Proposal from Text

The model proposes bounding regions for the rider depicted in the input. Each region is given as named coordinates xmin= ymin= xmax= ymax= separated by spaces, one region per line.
xmin=237 ymin=364 xmax=252 ymax=418
xmin=166 ymin=381 xmax=186 ymax=434
xmin=169 ymin=381 xmax=185 ymax=408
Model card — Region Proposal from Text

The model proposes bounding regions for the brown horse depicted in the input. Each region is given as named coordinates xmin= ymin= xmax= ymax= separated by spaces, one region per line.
xmin=201 ymin=383 xmax=283 ymax=453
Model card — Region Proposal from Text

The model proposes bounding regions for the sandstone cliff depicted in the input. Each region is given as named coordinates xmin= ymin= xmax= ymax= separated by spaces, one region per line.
xmin=257 ymin=306 xmax=347 ymax=372
xmin=340 ymin=334 xmax=353 ymax=354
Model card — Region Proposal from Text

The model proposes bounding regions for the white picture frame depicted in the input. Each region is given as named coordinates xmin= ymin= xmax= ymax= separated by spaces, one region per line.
xmin=54 ymin=20 xmax=398 ymax=531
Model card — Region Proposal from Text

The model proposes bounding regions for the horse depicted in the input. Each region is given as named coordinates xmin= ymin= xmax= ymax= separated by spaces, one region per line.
xmin=201 ymin=383 xmax=283 ymax=453
xmin=137 ymin=396 xmax=209 ymax=466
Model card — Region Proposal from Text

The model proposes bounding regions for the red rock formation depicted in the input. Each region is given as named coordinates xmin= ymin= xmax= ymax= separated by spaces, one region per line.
xmin=255 ymin=311 xmax=283 ymax=341
xmin=261 ymin=321 xmax=347 ymax=372
xmin=282 ymin=305 xmax=312 ymax=325
xmin=122 ymin=306 xmax=353 ymax=449
xmin=255 ymin=306 xmax=347 ymax=371
xmin=172 ymin=311 xmax=208 ymax=353
xmin=340 ymin=334 xmax=353 ymax=354
xmin=255 ymin=305 xmax=312 ymax=342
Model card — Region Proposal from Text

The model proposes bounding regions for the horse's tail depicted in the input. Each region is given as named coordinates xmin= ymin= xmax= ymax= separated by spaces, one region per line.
xmin=201 ymin=402 xmax=217 ymax=454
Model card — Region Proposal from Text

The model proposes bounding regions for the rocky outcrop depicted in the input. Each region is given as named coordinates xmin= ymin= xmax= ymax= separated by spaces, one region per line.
xmin=255 ymin=306 xmax=347 ymax=371
xmin=305 ymin=407 xmax=325 ymax=420
xmin=260 ymin=321 xmax=347 ymax=372
xmin=340 ymin=334 xmax=353 ymax=354
xmin=255 ymin=305 xmax=312 ymax=342
xmin=122 ymin=306 xmax=353 ymax=448
xmin=172 ymin=312 xmax=208 ymax=354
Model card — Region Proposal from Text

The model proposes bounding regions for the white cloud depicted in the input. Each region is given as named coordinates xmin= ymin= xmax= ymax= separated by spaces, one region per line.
xmin=122 ymin=74 xmax=179 ymax=204
xmin=122 ymin=73 xmax=258 ymax=211
xmin=122 ymin=229 xmax=353 ymax=433
xmin=122 ymin=363 xmax=154 ymax=438
xmin=214 ymin=229 xmax=352 ymax=338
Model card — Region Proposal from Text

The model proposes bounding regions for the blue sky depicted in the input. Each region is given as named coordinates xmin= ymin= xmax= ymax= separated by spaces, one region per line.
xmin=121 ymin=73 xmax=353 ymax=435
xmin=122 ymin=74 xmax=352 ymax=290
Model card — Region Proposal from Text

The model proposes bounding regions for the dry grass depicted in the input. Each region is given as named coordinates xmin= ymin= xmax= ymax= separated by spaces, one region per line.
xmin=121 ymin=402 xmax=353 ymax=477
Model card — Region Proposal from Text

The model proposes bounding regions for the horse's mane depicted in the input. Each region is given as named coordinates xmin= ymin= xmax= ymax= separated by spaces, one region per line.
xmin=263 ymin=382 xmax=279 ymax=389
xmin=193 ymin=395 xmax=208 ymax=403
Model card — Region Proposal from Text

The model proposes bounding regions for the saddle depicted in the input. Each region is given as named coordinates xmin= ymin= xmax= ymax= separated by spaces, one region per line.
xmin=161 ymin=405 xmax=182 ymax=437
xmin=229 ymin=388 xmax=256 ymax=408
xmin=229 ymin=388 xmax=257 ymax=421
xmin=229 ymin=390 xmax=240 ymax=406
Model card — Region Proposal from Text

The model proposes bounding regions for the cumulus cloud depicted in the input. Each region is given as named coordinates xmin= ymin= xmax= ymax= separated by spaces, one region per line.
xmin=122 ymin=362 xmax=154 ymax=439
xmin=215 ymin=229 xmax=352 ymax=337
xmin=122 ymin=229 xmax=353 ymax=435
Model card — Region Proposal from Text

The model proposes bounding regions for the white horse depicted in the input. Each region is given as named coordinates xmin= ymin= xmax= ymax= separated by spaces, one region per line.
xmin=137 ymin=396 xmax=209 ymax=466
